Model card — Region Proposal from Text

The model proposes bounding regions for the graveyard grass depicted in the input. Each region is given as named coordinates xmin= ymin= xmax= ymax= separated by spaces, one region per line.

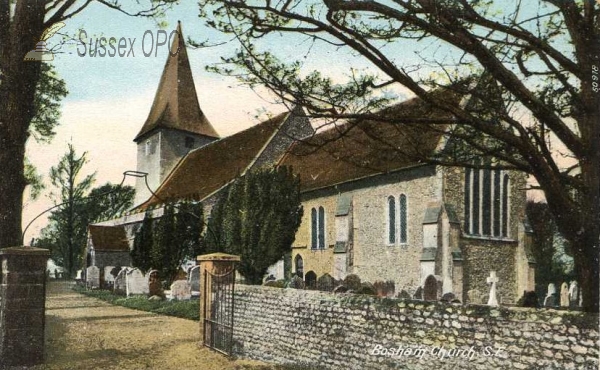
xmin=73 ymin=285 xmax=199 ymax=320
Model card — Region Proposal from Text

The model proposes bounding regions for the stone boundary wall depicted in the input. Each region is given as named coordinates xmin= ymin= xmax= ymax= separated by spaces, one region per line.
xmin=233 ymin=285 xmax=599 ymax=370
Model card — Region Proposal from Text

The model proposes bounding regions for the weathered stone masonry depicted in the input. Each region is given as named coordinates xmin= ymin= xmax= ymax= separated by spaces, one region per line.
xmin=233 ymin=285 xmax=599 ymax=370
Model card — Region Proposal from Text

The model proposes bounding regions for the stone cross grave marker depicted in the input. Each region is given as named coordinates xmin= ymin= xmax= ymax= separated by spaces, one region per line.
xmin=569 ymin=281 xmax=579 ymax=307
xmin=126 ymin=268 xmax=148 ymax=296
xmin=560 ymin=282 xmax=569 ymax=307
xmin=486 ymin=271 xmax=499 ymax=306
xmin=86 ymin=266 xmax=100 ymax=289
xmin=189 ymin=265 xmax=200 ymax=292
xmin=544 ymin=283 xmax=557 ymax=307
xmin=171 ymin=280 xmax=192 ymax=301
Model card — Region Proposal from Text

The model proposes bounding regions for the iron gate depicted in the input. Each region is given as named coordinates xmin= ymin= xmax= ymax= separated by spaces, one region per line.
xmin=203 ymin=266 xmax=236 ymax=355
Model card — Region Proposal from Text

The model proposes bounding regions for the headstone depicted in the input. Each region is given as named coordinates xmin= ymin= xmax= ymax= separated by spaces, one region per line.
xmin=104 ymin=266 xmax=116 ymax=287
xmin=413 ymin=286 xmax=423 ymax=300
xmin=343 ymin=274 xmax=362 ymax=291
xmin=189 ymin=266 xmax=200 ymax=292
xmin=170 ymin=280 xmax=192 ymax=301
xmin=75 ymin=270 xmax=83 ymax=281
xmin=86 ymin=266 xmax=100 ymax=289
xmin=569 ymin=281 xmax=579 ymax=307
xmin=544 ymin=283 xmax=557 ymax=307
xmin=560 ymin=282 xmax=569 ymax=307
xmin=440 ymin=292 xmax=456 ymax=303
xmin=397 ymin=290 xmax=411 ymax=299
xmin=317 ymin=273 xmax=335 ymax=292
xmin=288 ymin=275 xmax=305 ymax=289
xmin=305 ymin=271 xmax=317 ymax=289
xmin=424 ymin=275 xmax=440 ymax=301
xmin=114 ymin=268 xmax=128 ymax=294
xmin=374 ymin=280 xmax=396 ymax=297
xmin=486 ymin=271 xmax=499 ymax=306
xmin=126 ymin=268 xmax=148 ymax=296
xmin=147 ymin=270 xmax=163 ymax=297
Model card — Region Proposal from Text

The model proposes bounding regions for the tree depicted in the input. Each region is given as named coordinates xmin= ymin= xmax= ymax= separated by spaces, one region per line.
xmin=47 ymin=144 xmax=95 ymax=276
xmin=206 ymin=167 xmax=303 ymax=284
xmin=199 ymin=0 xmax=600 ymax=311
xmin=0 ymin=0 xmax=176 ymax=250
xmin=527 ymin=201 xmax=575 ymax=298
xmin=132 ymin=201 xmax=204 ymax=286
xmin=36 ymin=145 xmax=135 ymax=276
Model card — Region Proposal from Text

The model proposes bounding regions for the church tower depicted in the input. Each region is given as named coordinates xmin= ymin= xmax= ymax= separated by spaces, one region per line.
xmin=133 ymin=22 xmax=219 ymax=205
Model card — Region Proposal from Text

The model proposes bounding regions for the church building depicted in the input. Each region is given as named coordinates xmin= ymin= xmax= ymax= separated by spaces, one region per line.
xmin=89 ymin=23 xmax=535 ymax=305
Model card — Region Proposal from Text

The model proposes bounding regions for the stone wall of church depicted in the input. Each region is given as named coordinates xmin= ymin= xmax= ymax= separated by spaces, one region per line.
xmin=233 ymin=285 xmax=599 ymax=370
xmin=442 ymin=167 xmax=530 ymax=304
xmin=294 ymin=166 xmax=439 ymax=290
xmin=351 ymin=168 xmax=439 ymax=291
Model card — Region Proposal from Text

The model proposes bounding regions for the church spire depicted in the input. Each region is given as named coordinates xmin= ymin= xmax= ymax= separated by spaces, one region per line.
xmin=134 ymin=22 xmax=219 ymax=142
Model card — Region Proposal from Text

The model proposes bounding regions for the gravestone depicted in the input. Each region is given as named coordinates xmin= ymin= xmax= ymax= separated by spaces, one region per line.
xmin=569 ymin=281 xmax=579 ymax=307
xmin=126 ymin=268 xmax=148 ymax=296
xmin=147 ymin=270 xmax=163 ymax=297
xmin=305 ymin=271 xmax=317 ymax=289
xmin=171 ymin=280 xmax=192 ymax=301
xmin=544 ymin=283 xmax=557 ymax=307
xmin=467 ymin=289 xmax=484 ymax=304
xmin=114 ymin=268 xmax=128 ymax=294
xmin=317 ymin=273 xmax=335 ymax=292
xmin=560 ymin=282 xmax=569 ymax=307
xmin=374 ymin=280 xmax=396 ymax=297
xmin=413 ymin=287 xmax=423 ymax=300
xmin=189 ymin=265 xmax=200 ymax=292
xmin=86 ymin=266 xmax=100 ymax=289
xmin=397 ymin=290 xmax=411 ymax=299
xmin=344 ymin=274 xmax=362 ymax=291
xmin=424 ymin=275 xmax=441 ymax=301
xmin=440 ymin=292 xmax=456 ymax=303
xmin=288 ymin=275 xmax=305 ymax=289
xmin=104 ymin=266 xmax=115 ymax=287
xmin=486 ymin=271 xmax=499 ymax=306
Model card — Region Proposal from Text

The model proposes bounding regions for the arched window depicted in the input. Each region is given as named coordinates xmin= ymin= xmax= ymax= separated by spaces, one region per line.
xmin=399 ymin=194 xmax=407 ymax=244
xmin=318 ymin=206 xmax=325 ymax=249
xmin=311 ymin=208 xmax=318 ymax=249
xmin=311 ymin=206 xmax=326 ymax=249
xmin=464 ymin=166 xmax=510 ymax=237
xmin=387 ymin=196 xmax=396 ymax=244
xmin=294 ymin=255 xmax=304 ymax=279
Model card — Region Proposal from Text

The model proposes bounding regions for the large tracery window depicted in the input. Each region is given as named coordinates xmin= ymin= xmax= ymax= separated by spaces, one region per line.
xmin=464 ymin=165 xmax=510 ymax=238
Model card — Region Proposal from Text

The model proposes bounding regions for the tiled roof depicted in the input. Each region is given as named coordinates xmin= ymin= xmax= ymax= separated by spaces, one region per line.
xmin=280 ymin=93 xmax=460 ymax=192
xmin=134 ymin=22 xmax=219 ymax=142
xmin=89 ymin=225 xmax=130 ymax=252
xmin=138 ymin=111 xmax=291 ymax=209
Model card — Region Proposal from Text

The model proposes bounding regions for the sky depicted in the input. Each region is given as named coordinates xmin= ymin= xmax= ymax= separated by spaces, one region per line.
xmin=24 ymin=2 xmax=289 ymax=241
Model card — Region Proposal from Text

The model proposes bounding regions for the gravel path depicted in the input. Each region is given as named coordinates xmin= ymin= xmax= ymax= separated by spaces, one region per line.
xmin=26 ymin=281 xmax=272 ymax=370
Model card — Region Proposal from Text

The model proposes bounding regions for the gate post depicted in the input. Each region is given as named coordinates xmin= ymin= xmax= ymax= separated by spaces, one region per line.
xmin=0 ymin=246 xmax=51 ymax=366
xmin=197 ymin=252 xmax=240 ymax=349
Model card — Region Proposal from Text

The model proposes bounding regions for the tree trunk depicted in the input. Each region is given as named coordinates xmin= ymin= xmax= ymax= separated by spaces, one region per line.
xmin=0 ymin=1 xmax=46 ymax=248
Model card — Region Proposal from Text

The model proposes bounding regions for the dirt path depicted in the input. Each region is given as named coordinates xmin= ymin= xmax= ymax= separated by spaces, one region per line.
xmin=27 ymin=282 xmax=272 ymax=370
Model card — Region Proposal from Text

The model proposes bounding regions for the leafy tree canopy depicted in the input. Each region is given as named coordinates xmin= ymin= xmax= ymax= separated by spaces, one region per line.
xmin=206 ymin=166 xmax=303 ymax=284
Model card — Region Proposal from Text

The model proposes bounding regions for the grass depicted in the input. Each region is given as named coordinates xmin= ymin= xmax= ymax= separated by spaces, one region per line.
xmin=73 ymin=285 xmax=199 ymax=320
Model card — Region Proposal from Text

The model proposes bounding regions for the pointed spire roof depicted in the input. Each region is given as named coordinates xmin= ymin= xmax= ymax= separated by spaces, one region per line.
xmin=134 ymin=22 xmax=219 ymax=142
